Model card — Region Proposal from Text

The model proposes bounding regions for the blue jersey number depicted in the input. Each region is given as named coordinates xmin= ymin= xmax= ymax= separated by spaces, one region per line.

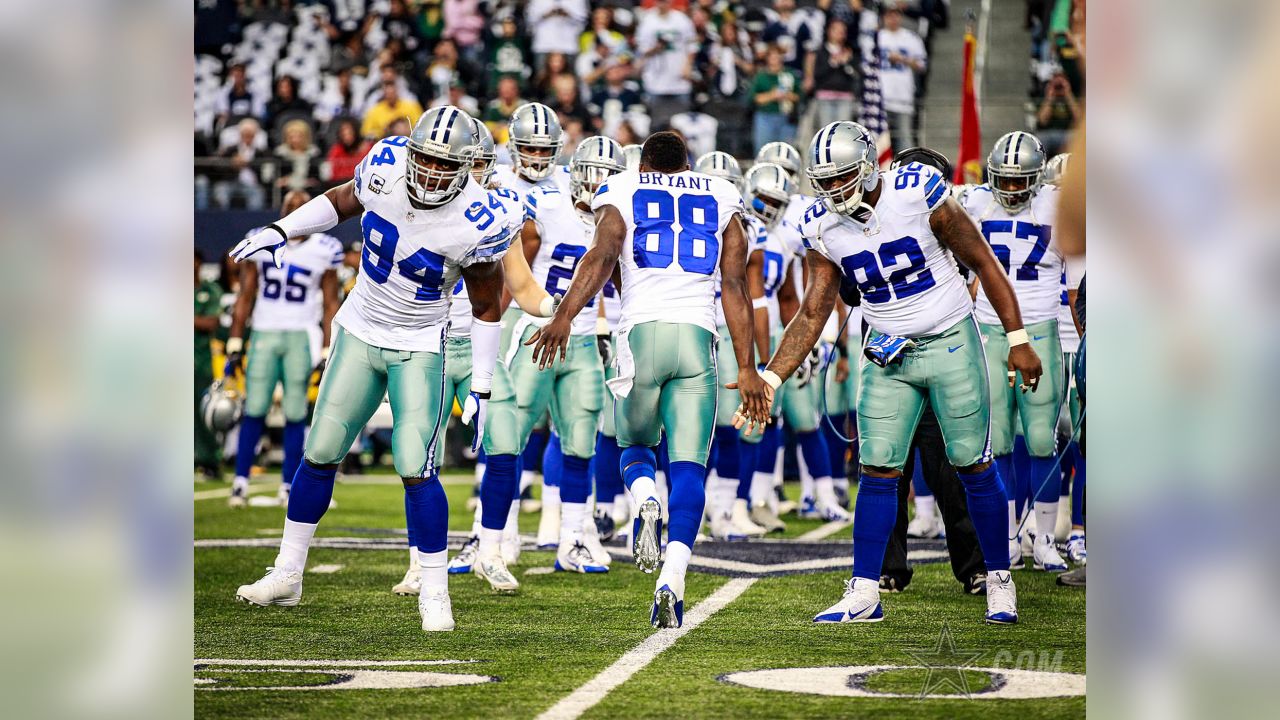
xmin=543 ymin=243 xmax=596 ymax=306
xmin=361 ymin=211 xmax=448 ymax=301
xmin=894 ymin=162 xmax=923 ymax=189
xmin=762 ymin=250 xmax=785 ymax=297
xmin=631 ymin=189 xmax=720 ymax=275
xmin=980 ymin=220 xmax=1052 ymax=281
xmin=839 ymin=236 xmax=936 ymax=304
xmin=261 ymin=263 xmax=311 ymax=303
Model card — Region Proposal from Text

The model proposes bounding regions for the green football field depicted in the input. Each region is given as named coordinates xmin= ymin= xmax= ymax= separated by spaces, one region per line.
xmin=194 ymin=471 xmax=1086 ymax=719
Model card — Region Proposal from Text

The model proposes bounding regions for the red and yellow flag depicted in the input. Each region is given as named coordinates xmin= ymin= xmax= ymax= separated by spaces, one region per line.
xmin=955 ymin=29 xmax=983 ymax=184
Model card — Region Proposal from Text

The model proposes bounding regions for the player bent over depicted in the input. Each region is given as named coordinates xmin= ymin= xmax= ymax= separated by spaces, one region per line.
xmin=530 ymin=132 xmax=771 ymax=628
xmin=751 ymin=122 xmax=1042 ymax=625
xmin=228 ymin=106 xmax=520 ymax=632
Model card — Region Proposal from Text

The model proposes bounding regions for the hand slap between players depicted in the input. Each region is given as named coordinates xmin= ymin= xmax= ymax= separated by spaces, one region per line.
xmin=525 ymin=315 xmax=572 ymax=370
xmin=727 ymin=370 xmax=774 ymax=436
xmin=1008 ymin=343 xmax=1044 ymax=392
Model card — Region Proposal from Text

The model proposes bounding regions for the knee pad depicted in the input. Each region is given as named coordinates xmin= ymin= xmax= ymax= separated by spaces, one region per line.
xmin=281 ymin=391 xmax=309 ymax=424
xmin=857 ymin=436 xmax=898 ymax=469
xmin=558 ymin=417 xmax=598 ymax=458
xmin=1023 ymin=425 xmax=1059 ymax=458
xmin=392 ymin=419 xmax=432 ymax=478
xmin=304 ymin=413 xmax=354 ymax=466
xmin=944 ymin=437 xmax=988 ymax=469
xmin=482 ymin=400 xmax=523 ymax=456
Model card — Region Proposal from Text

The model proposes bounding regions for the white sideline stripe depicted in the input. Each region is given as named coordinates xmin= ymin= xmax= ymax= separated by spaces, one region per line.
xmin=193 ymin=474 xmax=474 ymax=501
xmin=196 ymin=658 xmax=478 ymax=667
xmin=309 ymin=564 xmax=344 ymax=574
xmin=536 ymin=578 xmax=757 ymax=720
xmin=795 ymin=520 xmax=851 ymax=541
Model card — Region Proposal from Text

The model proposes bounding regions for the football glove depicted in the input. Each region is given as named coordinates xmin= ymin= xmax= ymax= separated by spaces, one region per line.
xmin=794 ymin=347 xmax=822 ymax=388
xmin=229 ymin=225 xmax=288 ymax=267
xmin=864 ymin=333 xmax=914 ymax=368
xmin=223 ymin=337 xmax=244 ymax=378
xmin=461 ymin=390 xmax=489 ymax=452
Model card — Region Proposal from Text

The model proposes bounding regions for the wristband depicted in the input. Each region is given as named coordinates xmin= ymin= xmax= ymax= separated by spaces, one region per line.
xmin=225 ymin=337 xmax=243 ymax=355
xmin=760 ymin=370 xmax=783 ymax=390
xmin=538 ymin=295 xmax=555 ymax=317
xmin=267 ymin=224 xmax=288 ymax=242
xmin=320 ymin=345 xmax=330 ymax=361
xmin=1007 ymin=329 xmax=1029 ymax=347
xmin=836 ymin=343 xmax=849 ymax=359
xmin=751 ymin=297 xmax=769 ymax=310
xmin=471 ymin=390 xmax=492 ymax=399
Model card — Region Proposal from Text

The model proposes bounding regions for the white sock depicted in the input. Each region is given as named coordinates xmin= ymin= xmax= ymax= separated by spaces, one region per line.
xmin=833 ymin=475 xmax=850 ymax=493
xmin=470 ymin=501 xmax=483 ymax=537
xmin=798 ymin=452 xmax=815 ymax=500
xmin=417 ymin=549 xmax=448 ymax=594
xmin=751 ymin=470 xmax=772 ymax=506
xmin=611 ymin=493 xmax=630 ymax=524
xmin=275 ymin=519 xmax=318 ymax=573
xmin=474 ymin=461 xmax=485 ymax=485
xmin=629 ymin=475 xmax=658 ymax=504
xmin=560 ymin=502 xmax=586 ymax=545
xmin=915 ymin=495 xmax=937 ymax=521
xmin=1008 ymin=500 xmax=1018 ymax=539
xmin=520 ymin=469 xmax=537 ymax=493
xmin=409 ymin=545 xmax=419 ymax=568
xmin=542 ymin=483 xmax=561 ymax=513
xmin=1035 ymin=501 xmax=1059 ymax=542
xmin=658 ymin=541 xmax=692 ymax=590
xmin=1070 ymin=527 xmax=1085 ymax=540
xmin=478 ymin=527 xmax=503 ymax=559
xmin=714 ymin=475 xmax=737 ymax=517
xmin=504 ymin=501 xmax=520 ymax=536
xmin=232 ymin=475 xmax=250 ymax=494
xmin=814 ymin=475 xmax=838 ymax=506
xmin=655 ymin=471 xmax=669 ymax=519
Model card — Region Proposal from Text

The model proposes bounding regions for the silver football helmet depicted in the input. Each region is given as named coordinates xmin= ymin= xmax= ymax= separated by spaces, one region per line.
xmin=694 ymin=151 xmax=744 ymax=191
xmin=805 ymin=121 xmax=879 ymax=217
xmin=622 ymin=144 xmax=642 ymax=172
xmin=570 ymin=136 xmax=626 ymax=207
xmin=470 ymin=118 xmax=497 ymax=186
xmin=406 ymin=105 xmax=479 ymax=208
xmin=1044 ymin=152 xmax=1071 ymax=186
xmin=508 ymin=102 xmax=564 ymax=180
xmin=987 ymin=131 xmax=1046 ymax=213
xmin=744 ymin=162 xmax=796 ymax=229
xmin=755 ymin=142 xmax=802 ymax=182
xmin=201 ymin=378 xmax=242 ymax=434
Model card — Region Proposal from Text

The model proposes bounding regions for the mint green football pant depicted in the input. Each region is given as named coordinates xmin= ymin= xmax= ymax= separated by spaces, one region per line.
xmin=979 ymin=319 xmax=1065 ymax=458
xmin=484 ymin=326 xmax=604 ymax=458
xmin=600 ymin=357 xmax=618 ymax=438
xmin=824 ymin=334 xmax=861 ymax=417
xmin=615 ymin=321 xmax=717 ymax=465
xmin=305 ymin=327 xmax=447 ymax=478
xmin=434 ymin=336 xmax=474 ymax=461
xmin=739 ymin=331 xmax=824 ymax=445
xmin=714 ymin=326 xmax=741 ymax=428
xmin=245 ymin=329 xmax=312 ymax=421
xmin=857 ymin=317 xmax=993 ymax=471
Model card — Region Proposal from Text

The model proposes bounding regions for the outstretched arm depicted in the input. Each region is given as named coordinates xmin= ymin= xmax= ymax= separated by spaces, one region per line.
xmin=931 ymin=197 xmax=1042 ymax=389
xmin=762 ymin=252 xmax=841 ymax=382
xmin=319 ymin=268 xmax=340 ymax=350
xmin=527 ymin=205 xmax=625 ymax=368
xmin=230 ymin=181 xmax=363 ymax=265
xmin=460 ymin=259 xmax=505 ymax=449
xmin=502 ymin=232 xmax=555 ymax=316
xmin=720 ymin=215 xmax=771 ymax=430
xmin=746 ymin=249 xmax=771 ymax=364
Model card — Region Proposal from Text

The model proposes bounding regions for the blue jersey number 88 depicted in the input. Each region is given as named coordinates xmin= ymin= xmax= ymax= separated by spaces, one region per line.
xmin=631 ymin=189 xmax=720 ymax=275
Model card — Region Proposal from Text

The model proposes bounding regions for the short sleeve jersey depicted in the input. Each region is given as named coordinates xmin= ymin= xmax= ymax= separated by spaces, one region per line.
xmin=525 ymin=182 xmax=599 ymax=336
xmin=962 ymin=184 xmax=1063 ymax=325
xmin=250 ymin=232 xmax=343 ymax=332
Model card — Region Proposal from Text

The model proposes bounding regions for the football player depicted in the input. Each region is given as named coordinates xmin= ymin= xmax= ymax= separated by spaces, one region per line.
xmin=963 ymin=132 xmax=1070 ymax=573
xmin=225 ymin=190 xmax=344 ymax=509
xmin=750 ymin=121 xmax=1041 ymax=625
xmin=529 ymin=132 xmax=771 ymax=628
xmin=228 ymin=106 xmax=520 ymax=632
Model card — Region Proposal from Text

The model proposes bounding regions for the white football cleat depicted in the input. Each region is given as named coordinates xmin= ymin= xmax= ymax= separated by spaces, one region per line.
xmin=392 ymin=565 xmax=421 ymax=596
xmin=555 ymin=540 xmax=610 ymax=573
xmin=449 ymin=536 xmax=479 ymax=574
xmin=907 ymin=513 xmax=944 ymax=539
xmin=418 ymin=588 xmax=455 ymax=632
xmin=474 ymin=554 xmax=520 ymax=594
xmin=1066 ymin=532 xmax=1087 ymax=565
xmin=813 ymin=577 xmax=884 ymax=623
xmin=815 ymin=499 xmax=852 ymax=522
xmin=580 ymin=516 xmax=613 ymax=567
xmin=501 ymin=524 xmax=521 ymax=566
xmin=1009 ymin=535 xmax=1026 ymax=570
xmin=1021 ymin=528 xmax=1034 ymax=557
xmin=796 ymin=496 xmax=821 ymax=519
xmin=750 ymin=503 xmax=787 ymax=533
xmin=536 ymin=502 xmax=560 ymax=550
xmin=985 ymin=570 xmax=1018 ymax=624
xmin=235 ymin=566 xmax=302 ymax=607
xmin=708 ymin=511 xmax=745 ymax=541
xmin=632 ymin=497 xmax=663 ymax=574
xmin=1033 ymin=533 xmax=1068 ymax=572
xmin=651 ymin=576 xmax=685 ymax=629
xmin=731 ymin=499 xmax=768 ymax=537
xmin=227 ymin=488 xmax=247 ymax=509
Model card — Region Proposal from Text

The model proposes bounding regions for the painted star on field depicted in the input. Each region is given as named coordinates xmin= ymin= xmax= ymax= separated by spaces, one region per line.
xmin=902 ymin=622 xmax=988 ymax=699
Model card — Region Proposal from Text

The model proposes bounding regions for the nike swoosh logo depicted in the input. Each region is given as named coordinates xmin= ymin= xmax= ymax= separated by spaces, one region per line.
xmin=1032 ymin=335 xmax=1046 ymax=341
xmin=948 ymin=345 xmax=964 ymax=353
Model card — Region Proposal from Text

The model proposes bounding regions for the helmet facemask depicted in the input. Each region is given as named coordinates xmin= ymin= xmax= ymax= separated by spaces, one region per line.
xmin=989 ymin=165 xmax=1041 ymax=214
xmin=748 ymin=189 xmax=788 ymax=228
xmin=810 ymin=158 xmax=874 ymax=217
xmin=471 ymin=149 xmax=497 ymax=187
xmin=406 ymin=140 xmax=473 ymax=208
xmin=570 ymin=160 xmax=620 ymax=207
xmin=511 ymin=139 xmax=562 ymax=181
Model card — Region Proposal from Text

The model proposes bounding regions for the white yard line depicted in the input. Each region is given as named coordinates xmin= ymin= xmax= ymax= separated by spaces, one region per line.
xmin=194 ymin=474 xmax=474 ymax=501
xmin=195 ymin=658 xmax=478 ymax=667
xmin=795 ymin=520 xmax=851 ymax=541
xmin=308 ymin=564 xmax=344 ymax=574
xmin=535 ymin=578 xmax=758 ymax=720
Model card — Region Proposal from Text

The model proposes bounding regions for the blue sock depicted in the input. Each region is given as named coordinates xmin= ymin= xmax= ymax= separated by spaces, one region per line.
xmin=404 ymin=491 xmax=418 ymax=553
xmin=1030 ymin=454 xmax=1060 ymax=505
xmin=1070 ymin=444 xmax=1085 ymax=527
xmin=958 ymin=463 xmax=1013 ymax=572
xmin=738 ymin=440 xmax=760 ymax=497
xmin=1013 ymin=436 xmax=1032 ymax=517
xmin=594 ymin=433 xmax=624 ymax=503
xmin=281 ymin=421 xmax=305 ymax=487
xmin=656 ymin=435 xmax=671 ymax=477
xmin=542 ymin=433 xmax=563 ymax=489
xmin=995 ymin=454 xmax=1016 ymax=504
xmin=851 ymin=473 xmax=898 ymax=580
xmin=822 ymin=415 xmax=848 ymax=481
xmin=234 ymin=415 xmax=266 ymax=478
xmin=911 ymin=448 xmax=932 ymax=497
xmin=481 ymin=454 xmax=519 ymax=530
xmin=713 ymin=425 xmax=740 ymax=485
xmin=285 ymin=461 xmax=336 ymax=524
xmin=512 ymin=455 xmax=524 ymax=499
xmin=621 ymin=446 xmax=657 ymax=491
xmin=405 ymin=475 xmax=448 ymax=554
xmin=522 ymin=430 xmax=547 ymax=477
xmin=757 ymin=424 xmax=780 ymax=475
xmin=667 ymin=461 xmax=707 ymax=547
xmin=1058 ymin=443 xmax=1075 ymax=496
xmin=796 ymin=430 xmax=832 ymax=478
xmin=561 ymin=455 xmax=591 ymax=504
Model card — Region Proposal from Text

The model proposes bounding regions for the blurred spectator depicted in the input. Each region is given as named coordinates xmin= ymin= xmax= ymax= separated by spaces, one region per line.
xmin=213 ymin=118 xmax=268 ymax=210
xmin=708 ymin=17 xmax=754 ymax=100
xmin=1036 ymin=72 xmax=1081 ymax=155
xmin=589 ymin=59 xmax=645 ymax=135
xmin=215 ymin=62 xmax=266 ymax=130
xmin=819 ymin=0 xmax=866 ymax=29
xmin=483 ymin=76 xmax=526 ymax=142
xmin=487 ymin=16 xmax=533 ymax=95
xmin=444 ymin=0 xmax=487 ymax=65
xmin=194 ymin=251 xmax=224 ymax=476
xmin=579 ymin=6 xmax=626 ymax=56
xmin=548 ymin=74 xmax=592 ymax=129
xmin=434 ymin=79 xmax=481 ymax=117
xmin=878 ymin=5 xmax=927 ymax=148
xmin=362 ymin=59 xmax=421 ymax=114
xmin=275 ymin=119 xmax=322 ymax=194
xmin=615 ymin=119 xmax=642 ymax=147
xmin=527 ymin=0 xmax=589 ymax=68
xmin=266 ymin=75 xmax=314 ymax=128
xmin=382 ymin=0 xmax=426 ymax=58
xmin=689 ymin=5 xmax=716 ymax=96
xmin=762 ymin=0 xmax=818 ymax=72
xmin=385 ymin=117 xmax=412 ymax=139
xmin=361 ymin=77 xmax=425 ymax=139
xmin=423 ymin=38 xmax=481 ymax=103
xmin=325 ymin=118 xmax=370 ymax=184
xmin=751 ymin=47 xmax=801 ymax=149
xmin=636 ymin=0 xmax=697 ymax=130
xmin=532 ymin=52 xmax=574 ymax=103
xmin=804 ymin=18 xmax=860 ymax=130
xmin=313 ymin=67 xmax=363 ymax=126
xmin=670 ymin=106 xmax=718 ymax=158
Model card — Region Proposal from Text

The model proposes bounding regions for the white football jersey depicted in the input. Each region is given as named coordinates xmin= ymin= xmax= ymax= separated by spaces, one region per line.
xmin=602 ymin=278 xmax=622 ymax=332
xmin=447 ymin=186 xmax=524 ymax=339
xmin=797 ymin=163 xmax=972 ymax=338
xmin=252 ymin=232 xmax=343 ymax=332
xmin=592 ymin=169 xmax=746 ymax=335
xmin=338 ymin=136 xmax=520 ymax=351
xmin=715 ymin=213 xmax=768 ymax=328
xmin=761 ymin=216 xmax=806 ymax=330
xmin=963 ymin=184 xmax=1064 ymax=325
xmin=492 ymin=163 xmax=571 ymax=197
xmin=525 ymin=183 xmax=599 ymax=336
